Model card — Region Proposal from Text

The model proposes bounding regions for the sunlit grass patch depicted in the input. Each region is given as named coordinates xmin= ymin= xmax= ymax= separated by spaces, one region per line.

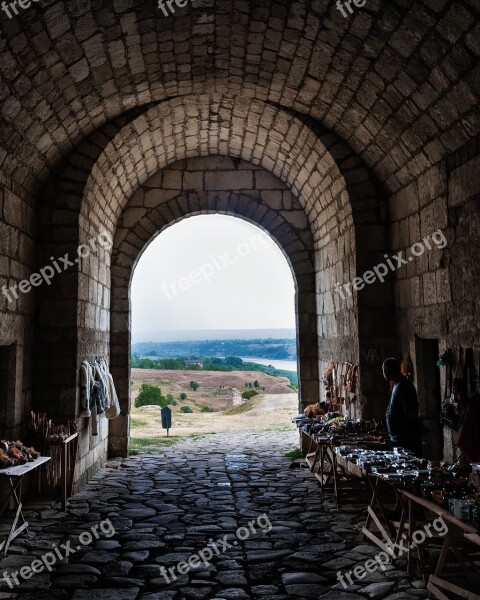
xmin=131 ymin=417 xmax=150 ymax=428
xmin=284 ymin=448 xmax=303 ymax=460
xmin=129 ymin=436 xmax=182 ymax=454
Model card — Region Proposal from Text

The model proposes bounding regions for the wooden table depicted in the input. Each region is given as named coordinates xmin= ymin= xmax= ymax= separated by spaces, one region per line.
xmin=361 ymin=473 xmax=413 ymax=558
xmin=0 ymin=456 xmax=51 ymax=555
xmin=397 ymin=490 xmax=480 ymax=599
xmin=311 ymin=440 xmax=367 ymax=507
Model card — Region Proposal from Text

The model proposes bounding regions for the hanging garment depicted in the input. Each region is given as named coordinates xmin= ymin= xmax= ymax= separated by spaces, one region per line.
xmin=104 ymin=370 xmax=121 ymax=419
xmin=92 ymin=364 xmax=107 ymax=415
xmin=97 ymin=358 xmax=120 ymax=419
xmin=79 ymin=360 xmax=94 ymax=418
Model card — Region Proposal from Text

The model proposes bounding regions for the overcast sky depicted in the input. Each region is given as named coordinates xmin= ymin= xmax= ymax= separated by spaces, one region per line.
xmin=131 ymin=215 xmax=296 ymax=339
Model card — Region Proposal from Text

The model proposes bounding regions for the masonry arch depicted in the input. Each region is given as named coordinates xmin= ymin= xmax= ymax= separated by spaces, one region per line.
xmin=33 ymin=95 xmax=394 ymax=477
xmin=108 ymin=157 xmax=317 ymax=455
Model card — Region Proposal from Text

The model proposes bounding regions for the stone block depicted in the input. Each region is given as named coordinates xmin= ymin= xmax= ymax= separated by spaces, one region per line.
xmin=255 ymin=170 xmax=283 ymax=189
xmin=183 ymin=171 xmax=203 ymax=190
xmin=204 ymin=171 xmax=253 ymax=190
xmin=121 ymin=208 xmax=147 ymax=228
xmin=162 ymin=170 xmax=182 ymax=190
xmin=423 ymin=271 xmax=437 ymax=305
xmin=108 ymin=414 xmax=130 ymax=437
xmin=436 ymin=268 xmax=451 ymax=303
xmin=448 ymin=156 xmax=480 ymax=207
xmin=418 ymin=164 xmax=446 ymax=207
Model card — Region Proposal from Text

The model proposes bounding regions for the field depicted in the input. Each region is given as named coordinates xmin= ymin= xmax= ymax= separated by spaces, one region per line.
xmin=131 ymin=368 xmax=294 ymax=412
xmin=130 ymin=368 xmax=299 ymax=451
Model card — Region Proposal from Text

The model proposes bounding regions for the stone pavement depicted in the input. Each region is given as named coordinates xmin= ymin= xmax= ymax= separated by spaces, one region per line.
xmin=0 ymin=430 xmax=427 ymax=600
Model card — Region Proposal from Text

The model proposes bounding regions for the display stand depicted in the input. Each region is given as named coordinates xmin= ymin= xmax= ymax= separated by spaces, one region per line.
xmin=305 ymin=435 xmax=319 ymax=470
xmin=0 ymin=456 xmax=51 ymax=555
xmin=362 ymin=474 xmax=405 ymax=557
xmin=398 ymin=490 xmax=480 ymax=595
xmin=313 ymin=440 xmax=367 ymax=507
xmin=47 ymin=432 xmax=79 ymax=510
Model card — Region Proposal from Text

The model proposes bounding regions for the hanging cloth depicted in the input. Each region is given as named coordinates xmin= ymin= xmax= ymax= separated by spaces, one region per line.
xmin=104 ymin=368 xmax=121 ymax=420
xmin=79 ymin=360 xmax=93 ymax=418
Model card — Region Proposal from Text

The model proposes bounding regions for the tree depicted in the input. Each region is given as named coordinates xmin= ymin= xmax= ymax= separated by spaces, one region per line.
xmin=180 ymin=393 xmax=187 ymax=400
xmin=242 ymin=389 xmax=259 ymax=400
xmin=135 ymin=384 xmax=167 ymax=408
xmin=190 ymin=381 xmax=199 ymax=391
xmin=254 ymin=380 xmax=259 ymax=388
xmin=180 ymin=406 xmax=193 ymax=413
xmin=225 ymin=356 xmax=243 ymax=366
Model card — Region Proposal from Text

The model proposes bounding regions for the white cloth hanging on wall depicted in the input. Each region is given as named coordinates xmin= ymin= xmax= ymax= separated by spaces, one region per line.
xmin=79 ymin=358 xmax=121 ymax=437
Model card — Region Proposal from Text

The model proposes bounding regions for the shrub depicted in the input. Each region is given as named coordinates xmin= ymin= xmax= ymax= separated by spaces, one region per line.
xmin=180 ymin=393 xmax=187 ymax=400
xmin=189 ymin=381 xmax=199 ymax=391
xmin=201 ymin=405 xmax=213 ymax=412
xmin=241 ymin=389 xmax=259 ymax=400
xmin=180 ymin=406 xmax=193 ymax=413
xmin=135 ymin=384 xmax=167 ymax=408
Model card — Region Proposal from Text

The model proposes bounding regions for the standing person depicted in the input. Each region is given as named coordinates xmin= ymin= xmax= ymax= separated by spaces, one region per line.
xmin=382 ymin=357 xmax=423 ymax=457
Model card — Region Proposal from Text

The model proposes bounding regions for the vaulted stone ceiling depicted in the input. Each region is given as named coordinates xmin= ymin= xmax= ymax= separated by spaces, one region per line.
xmin=0 ymin=0 xmax=479 ymax=194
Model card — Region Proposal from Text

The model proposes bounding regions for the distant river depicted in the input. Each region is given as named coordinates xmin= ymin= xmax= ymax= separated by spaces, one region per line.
xmin=240 ymin=357 xmax=298 ymax=372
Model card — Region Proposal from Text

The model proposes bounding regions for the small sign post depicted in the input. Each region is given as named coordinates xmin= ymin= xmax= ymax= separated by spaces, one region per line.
xmin=161 ymin=406 xmax=172 ymax=437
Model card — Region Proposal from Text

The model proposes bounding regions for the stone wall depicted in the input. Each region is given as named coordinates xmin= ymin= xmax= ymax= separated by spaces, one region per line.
xmin=390 ymin=138 xmax=480 ymax=462
xmin=0 ymin=176 xmax=36 ymax=439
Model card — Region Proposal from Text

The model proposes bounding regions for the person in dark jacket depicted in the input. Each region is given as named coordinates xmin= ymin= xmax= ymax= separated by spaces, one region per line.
xmin=382 ymin=357 xmax=423 ymax=457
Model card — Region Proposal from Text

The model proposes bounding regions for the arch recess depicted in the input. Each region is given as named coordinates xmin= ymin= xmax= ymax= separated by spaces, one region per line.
xmin=34 ymin=95 xmax=395 ymax=472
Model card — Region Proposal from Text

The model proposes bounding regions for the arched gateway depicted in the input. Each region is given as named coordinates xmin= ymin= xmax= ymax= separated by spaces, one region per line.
xmin=29 ymin=96 xmax=394 ymax=481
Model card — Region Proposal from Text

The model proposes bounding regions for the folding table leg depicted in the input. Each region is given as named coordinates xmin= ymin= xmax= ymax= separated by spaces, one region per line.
xmin=0 ymin=476 xmax=29 ymax=557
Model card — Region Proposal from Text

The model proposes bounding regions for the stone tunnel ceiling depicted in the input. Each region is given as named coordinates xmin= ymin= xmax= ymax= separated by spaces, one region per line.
xmin=0 ymin=1 xmax=478 ymax=194
xmin=0 ymin=0 xmax=479 ymax=478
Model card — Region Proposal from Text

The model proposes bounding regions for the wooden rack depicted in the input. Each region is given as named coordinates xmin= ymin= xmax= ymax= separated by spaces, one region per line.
xmin=47 ymin=432 xmax=79 ymax=510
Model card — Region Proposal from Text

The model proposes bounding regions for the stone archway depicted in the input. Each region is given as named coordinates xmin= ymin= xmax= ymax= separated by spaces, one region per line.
xmin=34 ymin=95 xmax=395 ymax=481
xmin=108 ymin=156 xmax=318 ymax=456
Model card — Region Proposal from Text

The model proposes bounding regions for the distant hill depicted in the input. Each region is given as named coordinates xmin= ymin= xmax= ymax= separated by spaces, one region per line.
xmin=132 ymin=329 xmax=296 ymax=343
xmin=132 ymin=338 xmax=297 ymax=361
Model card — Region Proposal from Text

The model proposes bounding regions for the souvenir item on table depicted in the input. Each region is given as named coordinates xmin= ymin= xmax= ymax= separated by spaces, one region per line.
xmin=0 ymin=440 xmax=41 ymax=468
xmin=304 ymin=404 xmax=324 ymax=418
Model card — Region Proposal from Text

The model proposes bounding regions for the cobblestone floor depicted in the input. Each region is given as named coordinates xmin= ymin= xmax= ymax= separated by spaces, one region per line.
xmin=0 ymin=431 xmax=427 ymax=600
